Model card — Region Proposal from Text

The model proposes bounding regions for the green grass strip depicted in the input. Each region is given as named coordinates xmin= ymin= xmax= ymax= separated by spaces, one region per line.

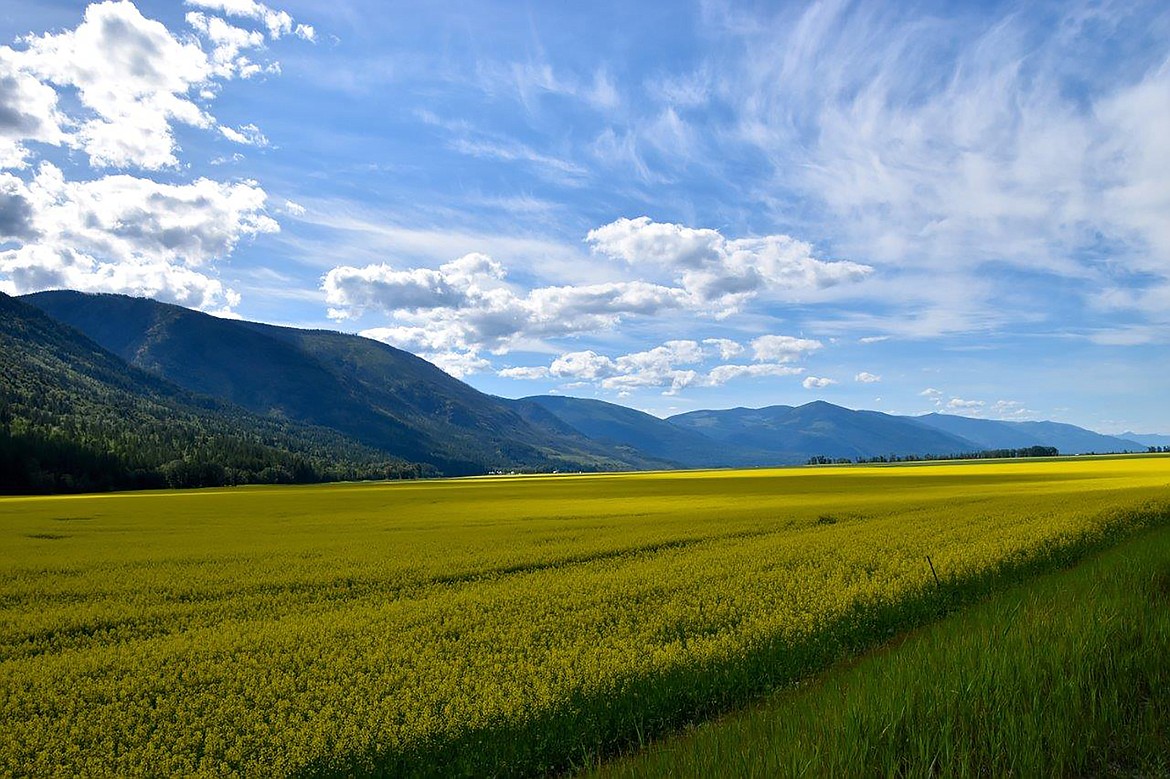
xmin=589 ymin=522 xmax=1170 ymax=778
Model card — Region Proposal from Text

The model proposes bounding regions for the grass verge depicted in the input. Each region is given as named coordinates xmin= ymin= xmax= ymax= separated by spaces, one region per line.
xmin=588 ymin=522 xmax=1170 ymax=777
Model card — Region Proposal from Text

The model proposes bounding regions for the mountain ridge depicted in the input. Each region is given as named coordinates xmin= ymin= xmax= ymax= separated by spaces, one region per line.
xmin=11 ymin=291 xmax=1150 ymax=487
xmin=22 ymin=290 xmax=663 ymax=475
xmin=0 ymin=291 xmax=420 ymax=492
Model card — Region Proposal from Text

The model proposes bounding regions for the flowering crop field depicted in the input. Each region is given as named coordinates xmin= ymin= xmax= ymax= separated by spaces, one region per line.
xmin=2 ymin=456 xmax=1169 ymax=775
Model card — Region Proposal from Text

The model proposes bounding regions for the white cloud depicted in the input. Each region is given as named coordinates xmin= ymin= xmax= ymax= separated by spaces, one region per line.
xmin=0 ymin=51 xmax=69 ymax=169
xmin=12 ymin=1 xmax=217 ymax=170
xmin=550 ymin=349 xmax=620 ymax=381
xmin=586 ymin=68 xmax=620 ymax=111
xmin=498 ymin=338 xmax=808 ymax=395
xmin=947 ymin=398 xmax=984 ymax=410
xmin=802 ymin=376 xmax=837 ymax=390
xmin=0 ymin=162 xmax=275 ymax=310
xmin=331 ymin=232 xmax=840 ymax=383
xmin=587 ymin=216 xmax=872 ymax=313
xmin=425 ymin=350 xmax=491 ymax=379
xmin=0 ymin=1 xmax=308 ymax=172
xmin=854 ymin=371 xmax=881 ymax=383
xmin=718 ymin=2 xmax=1170 ymax=333
xmin=497 ymin=366 xmax=550 ymax=380
xmin=990 ymin=399 xmax=1032 ymax=419
xmin=702 ymin=337 xmax=744 ymax=360
xmin=329 ymin=253 xmax=689 ymax=354
xmin=706 ymin=362 xmax=803 ymax=385
xmin=185 ymin=0 xmax=315 ymax=41
xmin=448 ymin=137 xmax=588 ymax=183
xmin=0 ymin=2 xmax=307 ymax=310
xmin=647 ymin=68 xmax=712 ymax=109
xmin=219 ymin=123 xmax=269 ymax=146
xmin=750 ymin=334 xmax=823 ymax=362
xmin=185 ymin=11 xmax=267 ymax=78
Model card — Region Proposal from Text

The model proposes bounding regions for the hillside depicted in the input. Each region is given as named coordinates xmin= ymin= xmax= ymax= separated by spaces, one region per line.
xmin=521 ymin=395 xmax=766 ymax=468
xmin=0 ymin=292 xmax=419 ymax=493
xmin=668 ymin=401 xmax=980 ymax=462
xmin=912 ymin=413 xmax=1144 ymax=454
xmin=23 ymin=291 xmax=657 ymax=475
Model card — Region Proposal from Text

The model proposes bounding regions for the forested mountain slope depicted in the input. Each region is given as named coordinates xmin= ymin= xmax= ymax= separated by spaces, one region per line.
xmin=23 ymin=291 xmax=658 ymax=475
xmin=0 ymin=292 xmax=421 ymax=493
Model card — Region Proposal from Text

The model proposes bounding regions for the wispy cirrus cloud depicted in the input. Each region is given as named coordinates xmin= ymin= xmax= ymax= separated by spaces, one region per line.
xmin=685 ymin=0 xmax=1170 ymax=340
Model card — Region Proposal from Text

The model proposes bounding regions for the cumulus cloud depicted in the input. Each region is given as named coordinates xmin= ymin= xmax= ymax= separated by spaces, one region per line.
xmin=13 ymin=1 xmax=219 ymax=170
xmin=750 ymin=334 xmax=823 ymax=362
xmin=706 ymin=362 xmax=803 ymax=384
xmin=327 ymin=252 xmax=689 ymax=354
xmin=702 ymin=337 xmax=744 ymax=360
xmin=947 ymin=398 xmax=984 ymax=410
xmin=498 ymin=365 xmax=551 ymax=380
xmin=0 ymin=2 xmax=310 ymax=309
xmin=0 ymin=163 xmax=275 ymax=309
xmin=802 ymin=376 xmax=837 ymax=390
xmin=854 ymin=371 xmax=881 ymax=383
xmin=496 ymin=337 xmax=811 ymax=395
xmin=545 ymin=341 xmax=699 ymax=395
xmin=332 ymin=232 xmax=843 ymax=384
xmin=0 ymin=52 xmax=69 ymax=169
xmin=0 ymin=0 xmax=310 ymax=171
xmin=0 ymin=177 xmax=37 ymax=240
xmin=425 ymin=350 xmax=492 ymax=379
xmin=587 ymin=216 xmax=872 ymax=313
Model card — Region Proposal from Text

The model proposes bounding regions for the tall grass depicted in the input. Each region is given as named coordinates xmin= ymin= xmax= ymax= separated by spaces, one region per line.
xmin=591 ymin=522 xmax=1170 ymax=778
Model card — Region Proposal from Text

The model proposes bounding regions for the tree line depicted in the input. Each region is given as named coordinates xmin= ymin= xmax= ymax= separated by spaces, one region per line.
xmin=807 ymin=446 xmax=1061 ymax=466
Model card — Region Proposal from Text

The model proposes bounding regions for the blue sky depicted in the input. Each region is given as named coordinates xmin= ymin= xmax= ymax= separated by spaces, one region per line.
xmin=2 ymin=1 xmax=1168 ymax=434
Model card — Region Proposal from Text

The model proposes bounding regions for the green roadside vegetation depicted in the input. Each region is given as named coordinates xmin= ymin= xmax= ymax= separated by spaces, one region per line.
xmin=590 ymin=522 xmax=1170 ymax=778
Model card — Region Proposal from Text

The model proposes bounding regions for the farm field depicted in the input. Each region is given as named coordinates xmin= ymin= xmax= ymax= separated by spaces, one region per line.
xmin=2 ymin=456 xmax=1169 ymax=775
xmin=592 ymin=515 xmax=1170 ymax=777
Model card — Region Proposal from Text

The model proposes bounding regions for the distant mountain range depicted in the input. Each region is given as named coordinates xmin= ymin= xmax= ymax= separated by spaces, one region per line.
xmin=1121 ymin=432 xmax=1170 ymax=448
xmin=3 ymin=290 xmax=1156 ymax=492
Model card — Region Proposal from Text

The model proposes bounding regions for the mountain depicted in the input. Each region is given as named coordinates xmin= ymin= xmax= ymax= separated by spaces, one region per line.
xmin=668 ymin=401 xmax=980 ymax=463
xmin=1006 ymin=421 xmax=1143 ymax=454
xmin=906 ymin=413 xmax=1049 ymax=450
xmin=0 ymin=292 xmax=419 ymax=493
xmin=1120 ymin=432 xmax=1170 ymax=448
xmin=911 ymin=413 xmax=1144 ymax=455
xmin=22 ymin=291 xmax=657 ymax=475
xmin=521 ymin=395 xmax=767 ymax=468
xmin=15 ymin=291 xmax=1149 ymax=484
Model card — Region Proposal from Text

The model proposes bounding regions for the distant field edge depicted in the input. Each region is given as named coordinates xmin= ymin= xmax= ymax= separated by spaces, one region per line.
xmin=299 ymin=498 xmax=1170 ymax=778
xmin=587 ymin=514 xmax=1170 ymax=778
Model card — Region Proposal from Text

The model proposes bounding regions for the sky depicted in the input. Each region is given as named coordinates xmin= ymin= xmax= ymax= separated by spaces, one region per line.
xmin=1 ymin=0 xmax=1168 ymax=434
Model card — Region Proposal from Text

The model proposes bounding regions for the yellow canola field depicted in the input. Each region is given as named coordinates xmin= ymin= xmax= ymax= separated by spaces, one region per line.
xmin=2 ymin=456 xmax=1169 ymax=775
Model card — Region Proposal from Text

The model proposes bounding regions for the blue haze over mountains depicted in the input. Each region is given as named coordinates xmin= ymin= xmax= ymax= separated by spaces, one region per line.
xmin=18 ymin=292 xmax=1150 ymax=475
